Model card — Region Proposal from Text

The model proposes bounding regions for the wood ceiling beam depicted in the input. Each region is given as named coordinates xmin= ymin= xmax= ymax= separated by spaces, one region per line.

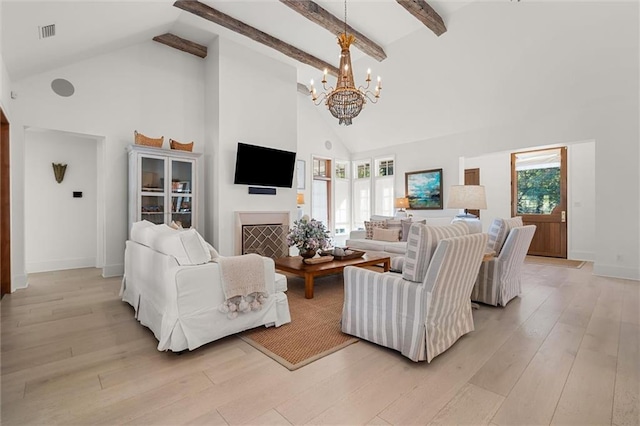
xmin=153 ymin=33 xmax=208 ymax=58
xmin=395 ymin=0 xmax=446 ymax=36
xmin=279 ymin=0 xmax=386 ymax=62
xmin=173 ymin=0 xmax=339 ymax=76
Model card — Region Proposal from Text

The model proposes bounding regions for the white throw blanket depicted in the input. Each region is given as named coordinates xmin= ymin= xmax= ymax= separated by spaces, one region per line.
xmin=213 ymin=254 xmax=268 ymax=319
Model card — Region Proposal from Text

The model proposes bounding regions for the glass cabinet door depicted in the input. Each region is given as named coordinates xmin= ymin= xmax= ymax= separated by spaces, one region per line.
xmin=170 ymin=159 xmax=194 ymax=228
xmin=140 ymin=156 xmax=166 ymax=224
xmin=141 ymin=195 xmax=165 ymax=224
xmin=140 ymin=157 xmax=165 ymax=192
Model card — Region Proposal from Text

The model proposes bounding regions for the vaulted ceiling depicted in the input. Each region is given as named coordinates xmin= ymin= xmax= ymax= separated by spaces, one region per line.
xmin=2 ymin=1 xmax=635 ymax=153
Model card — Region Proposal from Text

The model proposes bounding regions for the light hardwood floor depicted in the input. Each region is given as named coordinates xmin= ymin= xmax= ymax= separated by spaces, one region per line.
xmin=1 ymin=263 xmax=638 ymax=425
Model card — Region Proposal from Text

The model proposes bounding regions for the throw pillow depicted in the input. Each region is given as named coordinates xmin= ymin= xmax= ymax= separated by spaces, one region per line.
xmin=487 ymin=216 xmax=524 ymax=254
xmin=372 ymin=227 xmax=401 ymax=242
xmin=364 ymin=220 xmax=387 ymax=239
xmin=153 ymin=228 xmax=211 ymax=266
xmin=169 ymin=220 xmax=184 ymax=230
xmin=401 ymin=219 xmax=426 ymax=242
xmin=385 ymin=219 xmax=403 ymax=241
xmin=130 ymin=220 xmax=156 ymax=246
xmin=402 ymin=222 xmax=469 ymax=283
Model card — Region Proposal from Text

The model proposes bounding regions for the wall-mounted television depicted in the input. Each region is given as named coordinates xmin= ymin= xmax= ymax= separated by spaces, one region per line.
xmin=233 ymin=142 xmax=297 ymax=188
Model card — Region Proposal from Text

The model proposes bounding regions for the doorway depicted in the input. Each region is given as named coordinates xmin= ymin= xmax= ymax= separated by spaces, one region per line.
xmin=1 ymin=108 xmax=10 ymax=297
xmin=511 ymin=147 xmax=567 ymax=258
xmin=464 ymin=168 xmax=480 ymax=218
xmin=24 ymin=128 xmax=104 ymax=273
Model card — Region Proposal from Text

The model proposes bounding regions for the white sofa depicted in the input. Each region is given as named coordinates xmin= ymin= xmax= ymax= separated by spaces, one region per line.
xmin=121 ymin=221 xmax=291 ymax=352
xmin=345 ymin=216 xmax=456 ymax=257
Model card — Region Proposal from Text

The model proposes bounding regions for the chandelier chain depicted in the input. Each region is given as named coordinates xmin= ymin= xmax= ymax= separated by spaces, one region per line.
xmin=344 ymin=0 xmax=347 ymax=35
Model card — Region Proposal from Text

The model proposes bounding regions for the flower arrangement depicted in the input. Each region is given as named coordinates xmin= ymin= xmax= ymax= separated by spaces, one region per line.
xmin=286 ymin=215 xmax=331 ymax=253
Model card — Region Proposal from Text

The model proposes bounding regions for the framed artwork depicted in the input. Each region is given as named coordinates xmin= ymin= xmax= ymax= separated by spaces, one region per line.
xmin=405 ymin=168 xmax=443 ymax=210
xmin=296 ymin=159 xmax=305 ymax=189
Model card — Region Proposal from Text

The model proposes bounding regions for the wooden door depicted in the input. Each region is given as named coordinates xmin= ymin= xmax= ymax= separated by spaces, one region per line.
xmin=464 ymin=168 xmax=480 ymax=218
xmin=1 ymin=108 xmax=10 ymax=297
xmin=511 ymin=147 xmax=567 ymax=258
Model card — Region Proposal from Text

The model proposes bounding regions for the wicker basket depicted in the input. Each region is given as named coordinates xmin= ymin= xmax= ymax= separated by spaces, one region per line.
xmin=169 ymin=139 xmax=194 ymax=152
xmin=134 ymin=130 xmax=164 ymax=148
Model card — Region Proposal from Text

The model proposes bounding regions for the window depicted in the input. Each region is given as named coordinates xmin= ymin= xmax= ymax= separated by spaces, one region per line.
xmin=378 ymin=159 xmax=394 ymax=176
xmin=312 ymin=157 xmax=331 ymax=232
xmin=334 ymin=161 xmax=350 ymax=237
xmin=352 ymin=159 xmax=371 ymax=229
xmin=356 ymin=162 xmax=370 ymax=179
xmin=514 ymin=148 xmax=561 ymax=214
xmin=374 ymin=157 xmax=394 ymax=216
xmin=335 ymin=162 xmax=347 ymax=179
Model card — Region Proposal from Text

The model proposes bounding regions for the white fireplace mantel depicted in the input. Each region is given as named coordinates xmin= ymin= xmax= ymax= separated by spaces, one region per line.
xmin=235 ymin=211 xmax=290 ymax=256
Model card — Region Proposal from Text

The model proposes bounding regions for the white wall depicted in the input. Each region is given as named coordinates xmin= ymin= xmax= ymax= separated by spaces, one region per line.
xmin=25 ymin=129 xmax=98 ymax=272
xmin=348 ymin=3 xmax=639 ymax=280
xmin=463 ymin=140 xmax=596 ymax=261
xmin=567 ymin=141 xmax=596 ymax=261
xmin=10 ymin=40 xmax=205 ymax=281
xmin=205 ymin=38 xmax=298 ymax=255
xmin=296 ymin=91 xmax=351 ymax=234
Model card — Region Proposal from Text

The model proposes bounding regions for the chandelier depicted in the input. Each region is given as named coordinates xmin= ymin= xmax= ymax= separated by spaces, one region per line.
xmin=309 ymin=0 xmax=381 ymax=126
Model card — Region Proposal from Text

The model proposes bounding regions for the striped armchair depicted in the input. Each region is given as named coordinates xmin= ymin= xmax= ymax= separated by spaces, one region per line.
xmin=342 ymin=226 xmax=488 ymax=363
xmin=471 ymin=224 xmax=536 ymax=307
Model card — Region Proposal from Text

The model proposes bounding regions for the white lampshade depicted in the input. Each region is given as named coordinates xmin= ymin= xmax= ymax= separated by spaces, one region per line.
xmin=447 ymin=185 xmax=487 ymax=210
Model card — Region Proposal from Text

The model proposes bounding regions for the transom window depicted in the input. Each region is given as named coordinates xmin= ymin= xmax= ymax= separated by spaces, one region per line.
xmin=377 ymin=159 xmax=394 ymax=177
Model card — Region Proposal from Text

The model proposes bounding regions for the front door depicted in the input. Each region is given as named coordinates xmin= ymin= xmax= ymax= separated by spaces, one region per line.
xmin=511 ymin=147 xmax=567 ymax=258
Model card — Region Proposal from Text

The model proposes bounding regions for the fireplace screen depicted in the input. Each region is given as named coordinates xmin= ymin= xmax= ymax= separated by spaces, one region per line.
xmin=242 ymin=224 xmax=289 ymax=259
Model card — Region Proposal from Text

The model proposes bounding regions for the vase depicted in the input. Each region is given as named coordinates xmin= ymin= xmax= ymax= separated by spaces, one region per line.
xmin=299 ymin=249 xmax=316 ymax=259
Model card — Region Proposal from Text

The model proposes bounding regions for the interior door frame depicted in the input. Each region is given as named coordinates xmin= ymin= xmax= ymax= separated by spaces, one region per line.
xmin=1 ymin=108 xmax=11 ymax=297
xmin=511 ymin=146 xmax=568 ymax=258
xmin=464 ymin=168 xmax=480 ymax=218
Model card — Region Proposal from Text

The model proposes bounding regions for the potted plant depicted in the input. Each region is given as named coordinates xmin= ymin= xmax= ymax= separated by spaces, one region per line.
xmin=286 ymin=215 xmax=331 ymax=258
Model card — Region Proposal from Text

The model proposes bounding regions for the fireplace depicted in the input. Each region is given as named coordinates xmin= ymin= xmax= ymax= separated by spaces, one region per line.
xmin=235 ymin=211 xmax=290 ymax=258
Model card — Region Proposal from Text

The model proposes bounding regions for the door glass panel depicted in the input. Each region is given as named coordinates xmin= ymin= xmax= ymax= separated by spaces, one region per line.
xmin=514 ymin=148 xmax=561 ymax=214
xmin=171 ymin=160 xmax=192 ymax=194
xmin=141 ymin=157 xmax=164 ymax=192
xmin=172 ymin=196 xmax=192 ymax=228
xmin=141 ymin=196 xmax=164 ymax=224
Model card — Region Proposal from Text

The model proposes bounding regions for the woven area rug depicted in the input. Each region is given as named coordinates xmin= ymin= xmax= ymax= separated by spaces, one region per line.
xmin=239 ymin=273 xmax=358 ymax=370
xmin=525 ymin=255 xmax=586 ymax=269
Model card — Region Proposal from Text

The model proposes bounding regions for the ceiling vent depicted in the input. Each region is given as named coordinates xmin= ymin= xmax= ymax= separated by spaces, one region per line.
xmin=38 ymin=24 xmax=56 ymax=39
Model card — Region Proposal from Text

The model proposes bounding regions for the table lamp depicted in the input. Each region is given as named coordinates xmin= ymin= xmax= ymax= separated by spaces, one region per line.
xmin=447 ymin=185 xmax=487 ymax=218
xmin=394 ymin=197 xmax=410 ymax=217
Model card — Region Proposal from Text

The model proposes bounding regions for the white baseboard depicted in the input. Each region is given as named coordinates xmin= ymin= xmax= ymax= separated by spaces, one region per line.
xmin=568 ymin=250 xmax=595 ymax=262
xmin=593 ymin=263 xmax=640 ymax=281
xmin=102 ymin=263 xmax=124 ymax=278
xmin=11 ymin=274 xmax=29 ymax=292
xmin=26 ymin=257 xmax=96 ymax=274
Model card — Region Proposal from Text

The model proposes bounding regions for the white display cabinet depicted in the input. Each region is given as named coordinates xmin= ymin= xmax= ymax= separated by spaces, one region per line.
xmin=127 ymin=145 xmax=203 ymax=235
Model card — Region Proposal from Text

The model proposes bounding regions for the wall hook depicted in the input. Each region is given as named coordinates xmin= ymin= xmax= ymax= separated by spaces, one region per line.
xmin=52 ymin=163 xmax=67 ymax=183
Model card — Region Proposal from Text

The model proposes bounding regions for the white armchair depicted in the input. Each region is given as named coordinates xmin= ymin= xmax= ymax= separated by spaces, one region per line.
xmin=471 ymin=222 xmax=536 ymax=307
xmin=342 ymin=222 xmax=487 ymax=363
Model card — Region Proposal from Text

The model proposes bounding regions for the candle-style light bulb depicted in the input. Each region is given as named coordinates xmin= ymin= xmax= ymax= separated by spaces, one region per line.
xmin=366 ymin=68 xmax=371 ymax=81
xmin=377 ymin=76 xmax=382 ymax=89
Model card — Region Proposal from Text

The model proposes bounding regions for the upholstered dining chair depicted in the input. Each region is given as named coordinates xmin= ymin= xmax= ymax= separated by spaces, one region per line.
xmin=471 ymin=220 xmax=536 ymax=307
xmin=341 ymin=222 xmax=488 ymax=363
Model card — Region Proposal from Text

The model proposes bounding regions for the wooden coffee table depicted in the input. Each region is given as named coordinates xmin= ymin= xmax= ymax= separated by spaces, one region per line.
xmin=274 ymin=252 xmax=391 ymax=299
